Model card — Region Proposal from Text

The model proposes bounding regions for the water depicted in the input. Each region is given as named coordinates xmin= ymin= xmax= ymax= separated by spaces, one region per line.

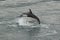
xmin=0 ymin=0 xmax=60 ymax=40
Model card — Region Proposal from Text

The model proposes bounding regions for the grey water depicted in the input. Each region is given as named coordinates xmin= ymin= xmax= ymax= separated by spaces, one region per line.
xmin=0 ymin=0 xmax=60 ymax=40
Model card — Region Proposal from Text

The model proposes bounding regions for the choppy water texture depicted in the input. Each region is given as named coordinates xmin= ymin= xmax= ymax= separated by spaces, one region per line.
xmin=0 ymin=0 xmax=60 ymax=40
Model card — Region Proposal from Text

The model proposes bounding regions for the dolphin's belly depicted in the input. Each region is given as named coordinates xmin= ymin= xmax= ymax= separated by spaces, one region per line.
xmin=17 ymin=17 xmax=39 ymax=26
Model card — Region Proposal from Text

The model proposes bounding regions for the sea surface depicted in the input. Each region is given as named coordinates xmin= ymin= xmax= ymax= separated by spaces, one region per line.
xmin=0 ymin=0 xmax=60 ymax=40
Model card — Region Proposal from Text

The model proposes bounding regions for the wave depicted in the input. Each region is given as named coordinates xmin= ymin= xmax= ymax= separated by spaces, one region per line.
xmin=0 ymin=0 xmax=60 ymax=8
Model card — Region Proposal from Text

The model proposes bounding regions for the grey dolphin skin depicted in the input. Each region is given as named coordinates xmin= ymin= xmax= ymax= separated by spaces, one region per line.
xmin=19 ymin=9 xmax=40 ymax=24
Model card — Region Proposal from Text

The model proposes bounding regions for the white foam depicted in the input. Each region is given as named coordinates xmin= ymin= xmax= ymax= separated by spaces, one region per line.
xmin=17 ymin=17 xmax=39 ymax=26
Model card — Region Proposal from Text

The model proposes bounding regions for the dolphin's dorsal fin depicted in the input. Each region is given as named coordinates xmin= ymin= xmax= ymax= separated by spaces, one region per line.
xmin=29 ymin=9 xmax=32 ymax=14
